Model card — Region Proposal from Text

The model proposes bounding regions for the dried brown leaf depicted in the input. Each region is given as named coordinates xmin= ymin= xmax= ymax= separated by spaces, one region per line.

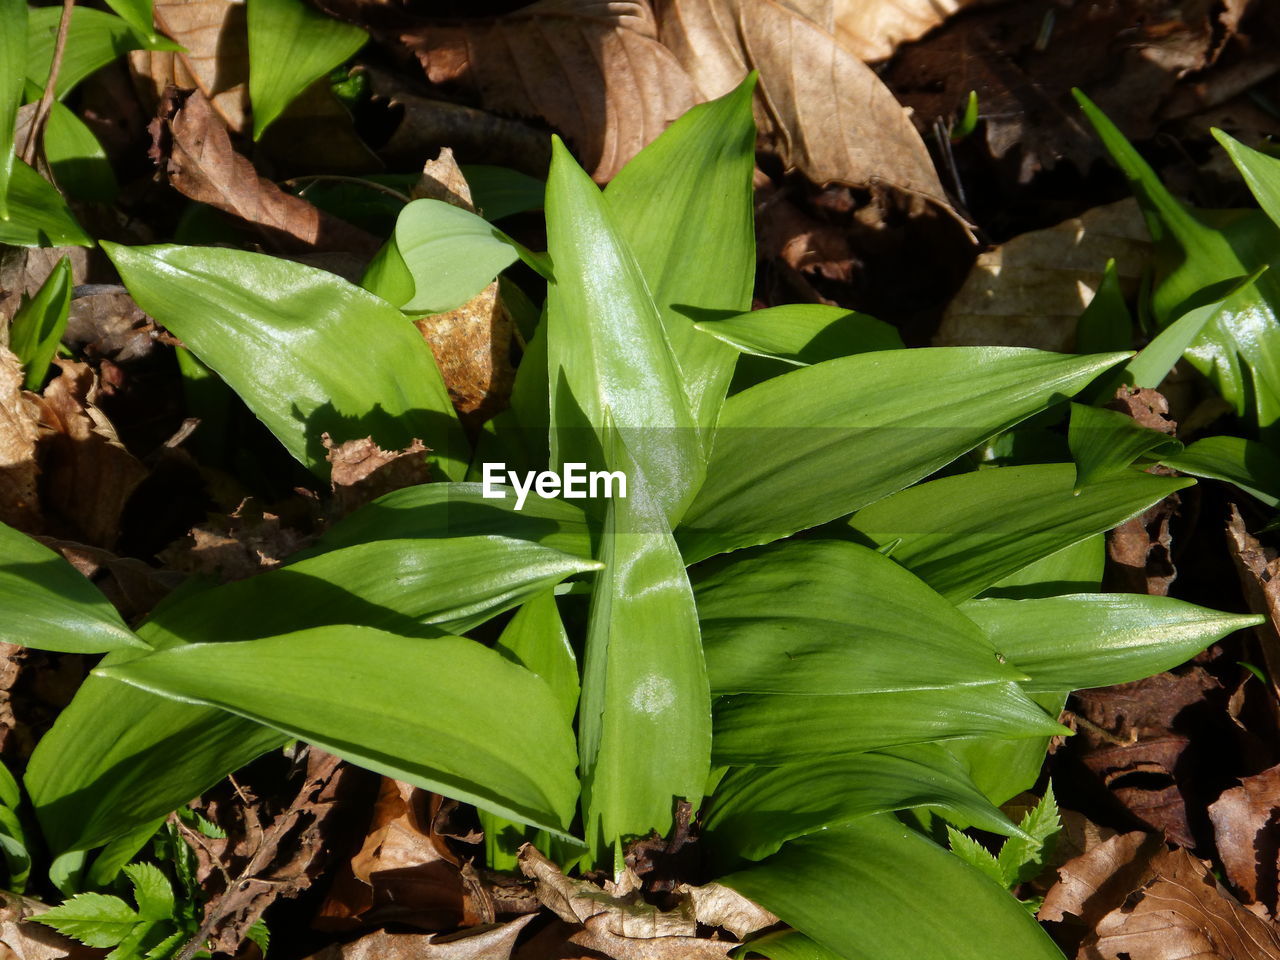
xmin=0 ymin=248 xmax=91 ymax=326
xmin=40 ymin=538 xmax=180 ymax=622
xmin=324 ymin=435 xmax=431 ymax=515
xmin=933 ymin=199 xmax=1152 ymax=350
xmin=31 ymin=360 xmax=147 ymax=549
xmin=158 ymin=500 xmax=309 ymax=582
xmin=0 ymin=347 xmax=41 ymax=533
xmin=304 ymin=917 xmax=534 ymax=960
xmin=416 ymin=283 xmax=516 ymax=424
xmin=1226 ymin=505 xmax=1280 ymax=705
xmin=413 ymin=147 xmax=475 ymax=208
xmin=364 ymin=0 xmax=696 ymax=182
xmin=657 ymin=0 xmax=949 ymax=206
xmin=1041 ymin=831 xmax=1164 ymax=926
xmin=1209 ymin=764 xmax=1280 ymax=915
xmin=567 ymin=914 xmax=736 ymax=959
xmin=150 ymin=88 xmax=379 ymax=256
xmin=829 ymin=0 xmax=994 ymax=62
xmin=676 ymin=882 xmax=778 ymax=939
xmin=0 ymin=891 xmax=98 ymax=960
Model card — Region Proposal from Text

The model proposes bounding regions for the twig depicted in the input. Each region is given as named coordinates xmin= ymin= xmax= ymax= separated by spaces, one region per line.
xmin=21 ymin=0 xmax=75 ymax=166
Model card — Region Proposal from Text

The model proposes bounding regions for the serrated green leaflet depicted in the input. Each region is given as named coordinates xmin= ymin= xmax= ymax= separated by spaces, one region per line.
xmin=31 ymin=891 xmax=138 ymax=947
xmin=0 ymin=159 xmax=91 ymax=247
xmin=122 ymin=863 xmax=173 ymax=921
xmin=712 ymin=682 xmax=1066 ymax=766
xmin=679 ymin=348 xmax=1130 ymax=562
xmin=604 ymin=77 xmax=756 ymax=440
xmin=8 ymin=254 xmax=71 ymax=389
xmin=961 ymin=594 xmax=1259 ymax=692
xmin=103 ymin=242 xmax=467 ymax=479
xmin=720 ymin=816 xmax=1065 ymax=960
xmin=247 ymin=0 xmax=366 ymax=139
xmin=0 ymin=0 xmax=25 ymax=220
xmin=1161 ymin=435 xmax=1280 ymax=506
xmin=1067 ymin=402 xmax=1180 ymax=491
xmin=98 ymin=626 xmax=581 ymax=834
xmin=0 ymin=521 xmax=144 ymax=653
xmin=703 ymin=743 xmax=1025 ymax=864
xmin=26 ymin=7 xmax=178 ymax=98
xmin=695 ymin=304 xmax=903 ymax=366
xmin=694 ymin=540 xmax=1023 ymax=696
xmin=847 ymin=463 xmax=1192 ymax=602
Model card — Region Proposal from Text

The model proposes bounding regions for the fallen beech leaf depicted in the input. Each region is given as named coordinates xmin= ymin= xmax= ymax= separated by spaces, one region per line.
xmin=131 ymin=0 xmax=251 ymax=133
xmin=1209 ymin=764 xmax=1280 ymax=915
xmin=31 ymin=360 xmax=147 ymax=549
xmin=362 ymin=0 xmax=696 ymax=182
xmin=64 ymin=291 xmax=155 ymax=363
xmin=829 ymin=0 xmax=993 ymax=62
xmin=324 ymin=435 xmax=431 ymax=516
xmin=677 ymin=882 xmax=778 ymax=939
xmin=933 ymin=199 xmax=1152 ymax=351
xmin=1226 ymin=505 xmax=1280 ymax=705
xmin=657 ymin=0 xmax=949 ymax=206
xmin=413 ymin=147 xmax=475 ymax=207
xmin=1040 ymin=831 xmax=1164 ymax=928
xmin=304 ymin=916 xmax=534 ymax=960
xmin=158 ymin=500 xmax=309 ymax=582
xmin=0 ymin=346 xmax=41 ymax=532
xmin=41 ymin=538 xmax=180 ymax=622
xmin=567 ymin=914 xmax=737 ymax=959
xmin=150 ymin=87 xmax=380 ymax=256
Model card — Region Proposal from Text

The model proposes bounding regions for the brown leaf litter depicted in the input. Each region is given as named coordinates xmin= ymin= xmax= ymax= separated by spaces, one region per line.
xmin=1226 ymin=505 xmax=1280 ymax=706
xmin=0 ymin=347 xmax=41 ymax=533
xmin=304 ymin=917 xmax=535 ymax=960
xmin=1209 ymin=763 xmax=1280 ymax=918
xmin=158 ymin=499 xmax=311 ymax=582
xmin=0 ymin=890 xmax=98 ymax=960
xmin=324 ymin=435 xmax=431 ymax=516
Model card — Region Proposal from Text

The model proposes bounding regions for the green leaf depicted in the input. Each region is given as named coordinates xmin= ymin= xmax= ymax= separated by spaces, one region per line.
xmin=387 ymin=199 xmax=542 ymax=313
xmin=998 ymin=785 xmax=1060 ymax=888
xmin=694 ymin=541 xmax=1024 ymax=696
xmin=359 ymin=237 xmax=414 ymax=306
xmin=495 ymin=591 xmax=578 ymax=724
xmin=1161 ymin=435 xmax=1280 ymax=507
xmin=45 ymin=100 xmax=118 ymax=202
xmin=304 ymin=482 xmax=594 ymax=561
xmin=1074 ymin=259 xmax=1132 ymax=355
xmin=0 ymin=805 xmax=31 ymax=892
xmin=0 ymin=0 xmax=25 ymax=220
xmin=984 ymin=534 xmax=1104 ymax=601
xmin=604 ymin=77 xmax=756 ymax=439
xmin=947 ymin=826 xmax=1006 ymax=887
xmin=31 ymin=892 xmax=138 ymax=947
xmin=1067 ymin=402 xmax=1180 ymax=491
xmin=99 ymin=625 xmax=582 ymax=834
xmin=0 ymin=758 xmax=20 ymax=809
xmin=463 ymin=165 xmax=545 ymax=220
xmin=0 ymin=158 xmax=92 ymax=247
xmin=103 ymin=0 xmax=158 ymax=43
xmin=720 ymin=816 xmax=1066 ymax=960
xmin=27 ymin=7 xmax=178 ymax=99
xmin=1215 ymin=129 xmax=1280 ymax=230
xmin=695 ymin=305 xmax=904 ymax=366
xmin=247 ymin=0 xmax=366 ymax=139
xmin=87 ymin=819 xmax=166 ymax=888
xmin=846 ymin=463 xmax=1192 ymax=602
xmin=102 ymin=242 xmax=468 ymax=479
xmin=947 ymin=692 xmax=1069 ymax=807
xmin=579 ymin=430 xmax=710 ymax=854
xmin=703 ymin=743 xmax=1026 ymax=864
xmin=8 ymin=254 xmax=72 ymax=389
xmin=0 ymin=520 xmax=145 ymax=653
xmin=711 ymin=683 xmax=1066 ymax=766
xmin=678 ymin=348 xmax=1130 ymax=562
xmin=960 ymin=594 xmax=1260 ymax=692
xmin=546 ymin=136 xmax=704 ymax=524
xmin=123 ymin=863 xmax=174 ymax=921
xmin=736 ymin=931 xmax=840 ymax=960
xmin=245 ymin=918 xmax=269 ymax=955
xmin=143 ymin=930 xmax=185 ymax=960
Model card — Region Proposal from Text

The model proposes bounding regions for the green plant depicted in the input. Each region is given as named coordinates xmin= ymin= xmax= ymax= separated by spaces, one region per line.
xmin=2 ymin=74 xmax=1265 ymax=960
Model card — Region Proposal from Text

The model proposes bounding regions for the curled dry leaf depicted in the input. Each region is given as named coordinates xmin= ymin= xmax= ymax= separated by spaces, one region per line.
xmin=324 ymin=435 xmax=431 ymax=516
xmin=158 ymin=499 xmax=310 ymax=582
xmin=933 ymin=199 xmax=1151 ymax=351
xmin=828 ymin=0 xmax=995 ymax=63
xmin=0 ymin=347 xmax=41 ymax=533
xmin=657 ymin=0 xmax=949 ymax=207
xmin=150 ymin=88 xmax=380 ymax=257
xmin=1209 ymin=763 xmax=1280 ymax=916
xmin=676 ymin=882 xmax=779 ymax=940
xmin=303 ymin=916 xmax=534 ymax=960
xmin=31 ymin=360 xmax=148 ymax=549
xmin=351 ymin=0 xmax=696 ymax=182
xmin=1226 ymin=505 xmax=1280 ymax=705
xmin=41 ymin=537 xmax=180 ymax=622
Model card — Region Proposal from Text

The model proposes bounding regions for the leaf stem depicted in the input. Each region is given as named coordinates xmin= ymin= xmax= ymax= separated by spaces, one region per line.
xmin=21 ymin=0 xmax=75 ymax=166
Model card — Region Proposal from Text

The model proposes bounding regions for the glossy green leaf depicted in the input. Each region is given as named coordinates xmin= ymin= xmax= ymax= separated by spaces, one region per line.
xmin=45 ymin=100 xmax=117 ymax=202
xmin=0 ymin=520 xmax=144 ymax=653
xmin=720 ymin=816 xmax=1066 ymax=960
xmin=464 ymin=165 xmax=545 ymax=220
xmin=0 ymin=804 xmax=30 ymax=892
xmin=961 ymin=594 xmax=1259 ymax=692
xmin=102 ymin=0 xmax=157 ymax=42
xmin=388 ymin=199 xmax=535 ymax=313
xmin=694 ymin=541 xmax=1022 ymax=696
xmin=847 ymin=463 xmax=1192 ymax=602
xmin=736 ymin=931 xmax=838 ymax=960
xmin=247 ymin=0 xmax=366 ymax=139
xmin=307 ymin=482 xmax=594 ymax=560
xmin=947 ymin=691 xmax=1068 ymax=807
xmin=1067 ymin=402 xmax=1179 ymax=491
xmin=679 ymin=349 xmax=1130 ymax=562
xmin=8 ymin=254 xmax=72 ymax=389
xmin=703 ymin=743 xmax=1025 ymax=864
xmin=99 ymin=625 xmax=581 ymax=833
xmin=605 ymin=77 xmax=756 ymax=439
xmin=546 ymin=136 xmax=703 ymax=523
xmin=579 ymin=431 xmax=710 ymax=854
xmin=359 ymin=237 xmax=414 ymax=306
xmin=983 ymin=534 xmax=1105 ymax=601
xmin=1074 ymin=259 xmax=1132 ymax=355
xmin=0 ymin=0 xmax=25 ymax=219
xmin=102 ymin=242 xmax=468 ymax=479
xmin=27 ymin=536 xmax=597 ymax=856
xmin=26 ymin=7 xmax=178 ymax=99
xmin=0 ymin=158 xmax=91 ymax=247
xmin=1076 ymin=90 xmax=1280 ymax=428
xmin=1216 ymin=129 xmax=1280 ymax=230
xmin=1161 ymin=435 xmax=1280 ymax=507
xmin=495 ymin=591 xmax=578 ymax=723
xmin=712 ymin=683 xmax=1065 ymax=766
xmin=695 ymin=305 xmax=903 ymax=366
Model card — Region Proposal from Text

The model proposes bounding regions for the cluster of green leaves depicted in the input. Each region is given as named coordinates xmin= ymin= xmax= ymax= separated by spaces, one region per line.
xmin=1 ymin=72 xmax=1265 ymax=959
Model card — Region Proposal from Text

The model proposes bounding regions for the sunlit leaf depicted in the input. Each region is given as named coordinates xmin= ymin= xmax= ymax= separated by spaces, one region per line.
xmin=26 ymin=7 xmax=177 ymax=98
xmin=45 ymin=100 xmax=117 ymax=202
xmin=1215 ymin=129 xmax=1280 ymax=231
xmin=0 ymin=0 xmax=25 ymax=219
xmin=695 ymin=304 xmax=903 ymax=367
xmin=8 ymin=254 xmax=72 ymax=389
xmin=0 ymin=159 xmax=92 ymax=247
xmin=1161 ymin=435 xmax=1280 ymax=507
xmin=1067 ymin=402 xmax=1179 ymax=491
